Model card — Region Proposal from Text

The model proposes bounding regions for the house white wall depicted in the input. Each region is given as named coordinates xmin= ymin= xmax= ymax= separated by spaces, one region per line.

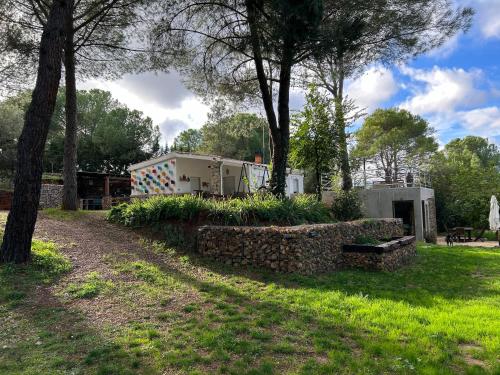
xmin=129 ymin=153 xmax=305 ymax=197
xmin=286 ymin=173 xmax=304 ymax=196
xmin=174 ymin=157 xmax=212 ymax=194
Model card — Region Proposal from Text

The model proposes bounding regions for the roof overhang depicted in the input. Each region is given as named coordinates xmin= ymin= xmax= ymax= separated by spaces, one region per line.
xmin=128 ymin=152 xmax=304 ymax=175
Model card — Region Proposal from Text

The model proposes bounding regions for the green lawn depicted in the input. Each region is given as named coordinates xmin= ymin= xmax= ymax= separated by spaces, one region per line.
xmin=0 ymin=221 xmax=499 ymax=374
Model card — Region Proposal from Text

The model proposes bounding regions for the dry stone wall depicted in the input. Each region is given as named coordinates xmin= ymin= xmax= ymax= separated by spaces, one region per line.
xmin=341 ymin=237 xmax=416 ymax=271
xmin=39 ymin=184 xmax=63 ymax=209
xmin=197 ymin=219 xmax=406 ymax=274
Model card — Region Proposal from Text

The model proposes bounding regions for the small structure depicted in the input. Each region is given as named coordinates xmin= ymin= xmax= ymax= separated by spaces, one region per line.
xmin=356 ymin=169 xmax=437 ymax=242
xmin=128 ymin=152 xmax=304 ymax=198
xmin=77 ymin=171 xmax=130 ymax=209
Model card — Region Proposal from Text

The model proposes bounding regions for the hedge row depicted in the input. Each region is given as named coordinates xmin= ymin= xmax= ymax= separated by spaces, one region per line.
xmin=107 ymin=194 xmax=331 ymax=227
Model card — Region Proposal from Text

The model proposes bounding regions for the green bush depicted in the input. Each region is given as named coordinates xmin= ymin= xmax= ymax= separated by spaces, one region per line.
xmin=107 ymin=194 xmax=331 ymax=227
xmin=31 ymin=240 xmax=72 ymax=276
xmin=0 ymin=232 xmax=71 ymax=280
xmin=354 ymin=235 xmax=381 ymax=245
xmin=331 ymin=190 xmax=363 ymax=222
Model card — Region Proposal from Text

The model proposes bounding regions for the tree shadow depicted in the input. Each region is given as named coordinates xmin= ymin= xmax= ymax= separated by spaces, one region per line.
xmin=106 ymin=238 xmax=496 ymax=374
xmin=186 ymin=245 xmax=500 ymax=308
xmin=0 ymin=262 xmax=155 ymax=374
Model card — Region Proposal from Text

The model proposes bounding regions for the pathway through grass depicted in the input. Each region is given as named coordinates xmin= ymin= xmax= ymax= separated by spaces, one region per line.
xmin=0 ymin=210 xmax=498 ymax=374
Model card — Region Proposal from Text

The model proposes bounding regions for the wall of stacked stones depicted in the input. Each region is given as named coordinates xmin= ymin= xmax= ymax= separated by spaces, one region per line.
xmin=340 ymin=242 xmax=416 ymax=272
xmin=197 ymin=219 xmax=404 ymax=274
xmin=39 ymin=184 xmax=63 ymax=209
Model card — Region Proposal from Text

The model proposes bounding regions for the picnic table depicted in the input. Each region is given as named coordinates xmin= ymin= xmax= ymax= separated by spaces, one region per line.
xmin=453 ymin=227 xmax=473 ymax=242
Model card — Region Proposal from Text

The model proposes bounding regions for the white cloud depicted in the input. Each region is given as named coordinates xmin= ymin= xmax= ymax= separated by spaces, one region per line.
xmin=399 ymin=66 xmax=486 ymax=115
xmin=420 ymin=106 xmax=500 ymax=139
xmin=475 ymin=0 xmax=500 ymax=39
xmin=395 ymin=62 xmax=500 ymax=141
xmin=459 ymin=106 xmax=500 ymax=135
xmin=80 ymin=74 xmax=209 ymax=145
xmin=346 ymin=66 xmax=398 ymax=111
xmin=426 ymin=34 xmax=461 ymax=59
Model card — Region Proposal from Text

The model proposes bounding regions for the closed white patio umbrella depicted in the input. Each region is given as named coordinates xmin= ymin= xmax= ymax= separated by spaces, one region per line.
xmin=489 ymin=195 xmax=500 ymax=245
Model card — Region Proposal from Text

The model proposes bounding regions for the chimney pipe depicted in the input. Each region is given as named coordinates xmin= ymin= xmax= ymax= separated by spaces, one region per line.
xmin=254 ymin=151 xmax=263 ymax=164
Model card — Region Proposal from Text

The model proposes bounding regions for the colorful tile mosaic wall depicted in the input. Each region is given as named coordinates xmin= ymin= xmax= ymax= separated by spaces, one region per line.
xmin=131 ymin=159 xmax=176 ymax=195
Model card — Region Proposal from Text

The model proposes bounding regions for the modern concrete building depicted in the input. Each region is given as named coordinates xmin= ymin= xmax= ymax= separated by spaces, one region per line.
xmin=359 ymin=186 xmax=437 ymax=242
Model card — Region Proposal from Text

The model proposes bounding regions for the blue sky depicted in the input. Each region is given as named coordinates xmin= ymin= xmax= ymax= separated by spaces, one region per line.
xmin=84 ymin=0 xmax=500 ymax=147
xmin=341 ymin=0 xmax=500 ymax=146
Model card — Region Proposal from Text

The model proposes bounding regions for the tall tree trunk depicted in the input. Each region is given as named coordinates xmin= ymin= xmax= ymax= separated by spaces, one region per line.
xmin=335 ymin=99 xmax=352 ymax=191
xmin=0 ymin=0 xmax=71 ymax=263
xmin=270 ymin=133 xmax=288 ymax=197
xmin=315 ymin=165 xmax=322 ymax=202
xmin=322 ymin=56 xmax=352 ymax=191
xmin=335 ymin=58 xmax=352 ymax=191
xmin=271 ymin=48 xmax=292 ymax=197
xmin=245 ymin=0 xmax=289 ymax=197
xmin=62 ymin=16 xmax=78 ymax=210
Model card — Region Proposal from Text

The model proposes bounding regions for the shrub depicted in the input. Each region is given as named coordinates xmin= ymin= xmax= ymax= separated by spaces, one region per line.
xmin=107 ymin=194 xmax=331 ymax=227
xmin=31 ymin=240 xmax=71 ymax=276
xmin=354 ymin=235 xmax=381 ymax=245
xmin=0 ymin=232 xmax=71 ymax=280
xmin=331 ymin=190 xmax=363 ymax=222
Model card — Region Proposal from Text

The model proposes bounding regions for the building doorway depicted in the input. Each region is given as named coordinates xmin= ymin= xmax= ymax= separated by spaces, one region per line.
xmin=223 ymin=176 xmax=235 ymax=195
xmin=190 ymin=177 xmax=201 ymax=191
xmin=393 ymin=200 xmax=415 ymax=235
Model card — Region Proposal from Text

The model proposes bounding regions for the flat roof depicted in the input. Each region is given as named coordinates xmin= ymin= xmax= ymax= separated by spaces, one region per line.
xmin=128 ymin=152 xmax=269 ymax=171
xmin=128 ymin=152 xmax=304 ymax=175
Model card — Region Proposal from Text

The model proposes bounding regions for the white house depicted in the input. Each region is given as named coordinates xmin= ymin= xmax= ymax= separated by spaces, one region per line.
xmin=128 ymin=152 xmax=304 ymax=197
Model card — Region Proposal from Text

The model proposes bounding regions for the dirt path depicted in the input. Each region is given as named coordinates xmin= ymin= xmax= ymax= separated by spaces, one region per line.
xmin=31 ymin=212 xmax=201 ymax=327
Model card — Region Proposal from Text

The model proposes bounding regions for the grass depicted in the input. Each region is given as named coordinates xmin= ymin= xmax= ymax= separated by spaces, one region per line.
xmin=107 ymin=194 xmax=331 ymax=227
xmin=98 ymin=242 xmax=499 ymax=374
xmin=354 ymin=234 xmax=382 ymax=245
xmin=0 ymin=217 xmax=499 ymax=374
xmin=42 ymin=207 xmax=99 ymax=221
xmin=65 ymin=272 xmax=114 ymax=299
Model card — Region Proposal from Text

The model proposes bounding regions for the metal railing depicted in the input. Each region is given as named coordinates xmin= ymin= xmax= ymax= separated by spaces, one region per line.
xmin=353 ymin=167 xmax=432 ymax=189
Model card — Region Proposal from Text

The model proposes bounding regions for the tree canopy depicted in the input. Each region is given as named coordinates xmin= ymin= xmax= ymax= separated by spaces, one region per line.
xmin=171 ymin=129 xmax=203 ymax=153
xmin=171 ymin=113 xmax=270 ymax=163
xmin=431 ymin=136 xmax=500 ymax=230
xmin=0 ymin=89 xmax=162 ymax=176
xmin=148 ymin=0 xmax=472 ymax=196
xmin=200 ymin=113 xmax=270 ymax=162
xmin=0 ymin=0 xmax=146 ymax=93
xmin=352 ymin=108 xmax=438 ymax=183
xmin=289 ymin=86 xmax=336 ymax=200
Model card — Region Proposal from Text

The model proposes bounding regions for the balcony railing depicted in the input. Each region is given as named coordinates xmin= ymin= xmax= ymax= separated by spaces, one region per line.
xmin=353 ymin=168 xmax=432 ymax=189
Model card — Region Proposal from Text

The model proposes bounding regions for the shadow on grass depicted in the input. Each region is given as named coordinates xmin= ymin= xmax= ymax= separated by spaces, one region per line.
xmin=107 ymin=238 xmax=499 ymax=374
xmin=0 ymin=249 xmax=154 ymax=375
xmin=191 ymin=244 xmax=500 ymax=308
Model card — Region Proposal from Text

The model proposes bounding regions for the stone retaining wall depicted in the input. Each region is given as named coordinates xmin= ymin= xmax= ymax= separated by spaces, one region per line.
xmin=197 ymin=219 xmax=405 ymax=274
xmin=39 ymin=184 xmax=63 ymax=209
xmin=341 ymin=237 xmax=416 ymax=271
